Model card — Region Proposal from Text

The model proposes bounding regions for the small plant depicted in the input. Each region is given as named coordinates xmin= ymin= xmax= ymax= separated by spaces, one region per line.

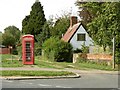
xmin=81 ymin=43 xmax=89 ymax=53
xmin=115 ymin=48 xmax=120 ymax=64
xmin=34 ymin=43 xmax=42 ymax=56
xmin=12 ymin=48 xmax=18 ymax=55
xmin=77 ymin=57 xmax=87 ymax=63
xmin=17 ymin=46 xmax=22 ymax=56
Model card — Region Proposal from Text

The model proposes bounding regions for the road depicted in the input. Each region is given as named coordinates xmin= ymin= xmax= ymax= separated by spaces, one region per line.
xmin=1 ymin=73 xmax=119 ymax=88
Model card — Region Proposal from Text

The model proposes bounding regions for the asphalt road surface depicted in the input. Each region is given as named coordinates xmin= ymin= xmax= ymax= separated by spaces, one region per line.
xmin=1 ymin=73 xmax=119 ymax=88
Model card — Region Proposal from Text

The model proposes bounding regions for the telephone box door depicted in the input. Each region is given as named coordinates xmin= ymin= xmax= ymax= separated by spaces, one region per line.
xmin=22 ymin=35 xmax=34 ymax=65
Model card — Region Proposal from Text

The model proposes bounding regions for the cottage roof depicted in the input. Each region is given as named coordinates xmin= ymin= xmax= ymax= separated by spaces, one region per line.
xmin=61 ymin=23 xmax=82 ymax=42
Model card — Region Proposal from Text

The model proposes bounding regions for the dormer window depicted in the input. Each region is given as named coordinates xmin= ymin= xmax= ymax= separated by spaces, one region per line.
xmin=77 ymin=34 xmax=86 ymax=41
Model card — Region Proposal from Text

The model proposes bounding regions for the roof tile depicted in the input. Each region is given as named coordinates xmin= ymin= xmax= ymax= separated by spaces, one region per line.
xmin=61 ymin=23 xmax=81 ymax=42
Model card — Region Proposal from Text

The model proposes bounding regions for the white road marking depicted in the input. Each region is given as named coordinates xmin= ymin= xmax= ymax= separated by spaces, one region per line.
xmin=38 ymin=84 xmax=51 ymax=87
xmin=20 ymin=82 xmax=28 ymax=85
xmin=56 ymin=85 xmax=72 ymax=88
xmin=55 ymin=86 xmax=63 ymax=88
xmin=20 ymin=82 xmax=26 ymax=83
xmin=63 ymin=86 xmax=72 ymax=88
xmin=20 ymin=81 xmax=33 ymax=84
xmin=20 ymin=80 xmax=27 ymax=81
xmin=27 ymin=80 xmax=36 ymax=81
xmin=28 ymin=83 xmax=33 ymax=85
xmin=6 ymin=81 xmax=13 ymax=83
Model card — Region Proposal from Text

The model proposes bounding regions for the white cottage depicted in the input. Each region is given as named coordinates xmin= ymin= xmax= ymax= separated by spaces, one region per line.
xmin=62 ymin=16 xmax=94 ymax=51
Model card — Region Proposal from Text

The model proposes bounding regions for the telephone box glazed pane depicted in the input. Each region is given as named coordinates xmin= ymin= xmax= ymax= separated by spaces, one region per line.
xmin=22 ymin=35 xmax=34 ymax=65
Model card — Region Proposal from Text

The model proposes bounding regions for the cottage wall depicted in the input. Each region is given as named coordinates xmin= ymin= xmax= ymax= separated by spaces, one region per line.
xmin=70 ymin=25 xmax=94 ymax=50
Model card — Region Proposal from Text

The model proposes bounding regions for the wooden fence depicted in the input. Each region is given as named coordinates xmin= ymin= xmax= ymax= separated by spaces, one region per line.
xmin=0 ymin=48 xmax=10 ymax=54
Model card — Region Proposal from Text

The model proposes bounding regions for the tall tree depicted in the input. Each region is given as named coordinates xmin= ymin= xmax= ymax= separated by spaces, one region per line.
xmin=4 ymin=25 xmax=21 ymax=44
xmin=51 ymin=15 xmax=70 ymax=38
xmin=77 ymin=2 xmax=120 ymax=63
xmin=2 ymin=25 xmax=21 ymax=48
xmin=75 ymin=2 xmax=103 ymax=27
xmin=22 ymin=0 xmax=46 ymax=41
xmin=36 ymin=21 xmax=51 ymax=46
xmin=0 ymin=32 xmax=2 ymax=45
xmin=2 ymin=33 xmax=16 ymax=47
xmin=22 ymin=15 xmax=30 ymax=34
xmin=76 ymin=2 xmax=120 ymax=50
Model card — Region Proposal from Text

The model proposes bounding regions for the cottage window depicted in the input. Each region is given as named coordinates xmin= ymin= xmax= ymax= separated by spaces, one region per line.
xmin=77 ymin=34 xmax=86 ymax=41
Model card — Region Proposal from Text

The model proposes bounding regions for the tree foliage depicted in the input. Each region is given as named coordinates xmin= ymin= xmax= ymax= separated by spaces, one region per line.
xmin=2 ymin=26 xmax=21 ymax=47
xmin=0 ymin=32 xmax=2 ymax=45
xmin=22 ymin=1 xmax=46 ymax=40
xmin=22 ymin=15 xmax=30 ymax=34
xmin=76 ymin=2 xmax=120 ymax=63
xmin=35 ymin=22 xmax=51 ymax=55
xmin=4 ymin=26 xmax=21 ymax=43
xmin=49 ymin=14 xmax=70 ymax=38
xmin=75 ymin=2 xmax=103 ymax=26
xmin=36 ymin=22 xmax=51 ymax=46
xmin=76 ymin=2 xmax=120 ymax=49
xmin=2 ymin=33 xmax=16 ymax=47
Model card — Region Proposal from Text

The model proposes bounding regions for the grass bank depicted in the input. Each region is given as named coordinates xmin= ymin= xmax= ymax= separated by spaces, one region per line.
xmin=1 ymin=70 xmax=75 ymax=76
xmin=1 ymin=54 xmax=23 ymax=67
xmin=1 ymin=54 xmax=118 ymax=71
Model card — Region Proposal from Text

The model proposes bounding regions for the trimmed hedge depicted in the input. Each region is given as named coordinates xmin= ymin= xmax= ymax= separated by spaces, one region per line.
xmin=42 ymin=37 xmax=73 ymax=62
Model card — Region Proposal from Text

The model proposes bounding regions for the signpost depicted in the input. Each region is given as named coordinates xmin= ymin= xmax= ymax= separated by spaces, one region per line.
xmin=9 ymin=46 xmax=13 ymax=63
xmin=112 ymin=33 xmax=115 ymax=69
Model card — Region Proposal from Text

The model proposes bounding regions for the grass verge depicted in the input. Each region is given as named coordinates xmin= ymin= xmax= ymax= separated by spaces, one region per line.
xmin=1 ymin=54 xmax=23 ymax=67
xmin=1 ymin=70 xmax=75 ymax=76
xmin=1 ymin=54 xmax=118 ymax=71
xmin=2 ymin=60 xmax=23 ymax=67
xmin=74 ymin=62 xmax=116 ymax=71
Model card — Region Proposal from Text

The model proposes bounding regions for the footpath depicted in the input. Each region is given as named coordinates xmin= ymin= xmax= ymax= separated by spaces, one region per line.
xmin=0 ymin=66 xmax=119 ymax=80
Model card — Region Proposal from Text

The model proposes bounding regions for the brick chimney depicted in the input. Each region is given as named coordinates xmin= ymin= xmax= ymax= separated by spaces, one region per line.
xmin=70 ymin=16 xmax=78 ymax=27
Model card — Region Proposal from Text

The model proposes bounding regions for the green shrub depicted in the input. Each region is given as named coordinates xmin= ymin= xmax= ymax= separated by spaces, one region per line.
xmin=81 ymin=43 xmax=89 ymax=53
xmin=35 ymin=43 xmax=42 ymax=56
xmin=42 ymin=37 xmax=73 ymax=62
xmin=12 ymin=49 xmax=18 ymax=55
xmin=115 ymin=48 xmax=120 ymax=64
xmin=17 ymin=46 xmax=22 ymax=56
xmin=54 ymin=40 xmax=73 ymax=62
xmin=42 ymin=37 xmax=58 ymax=60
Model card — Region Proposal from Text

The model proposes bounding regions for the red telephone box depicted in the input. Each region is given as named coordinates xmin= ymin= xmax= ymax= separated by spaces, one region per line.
xmin=22 ymin=35 xmax=34 ymax=65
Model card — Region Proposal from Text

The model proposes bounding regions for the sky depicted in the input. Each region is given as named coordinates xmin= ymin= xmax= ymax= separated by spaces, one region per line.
xmin=0 ymin=0 xmax=78 ymax=33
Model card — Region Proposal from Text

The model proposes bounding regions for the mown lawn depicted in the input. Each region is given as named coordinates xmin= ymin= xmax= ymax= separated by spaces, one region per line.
xmin=0 ymin=54 xmax=118 ymax=71
xmin=1 ymin=54 xmax=23 ymax=67
xmin=1 ymin=70 xmax=75 ymax=76
xmin=74 ymin=62 xmax=116 ymax=71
